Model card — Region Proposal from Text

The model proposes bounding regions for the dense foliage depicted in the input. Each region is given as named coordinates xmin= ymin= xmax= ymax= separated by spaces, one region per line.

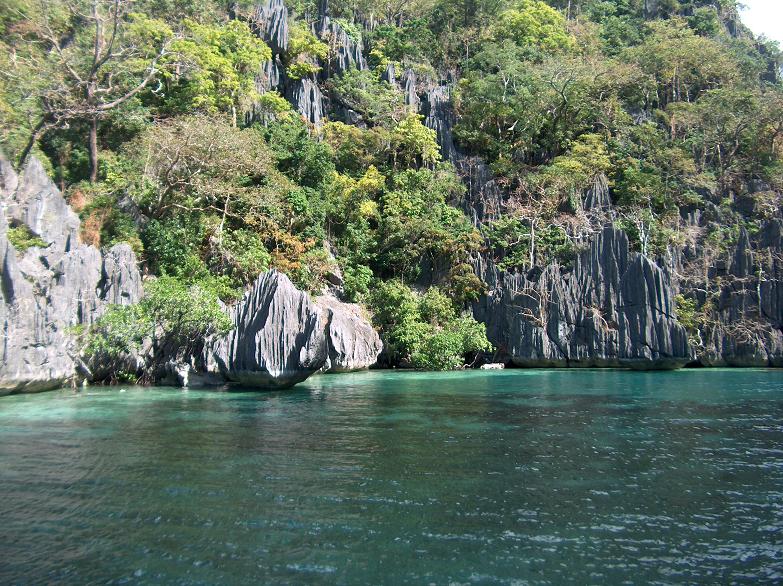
xmin=2 ymin=0 xmax=781 ymax=368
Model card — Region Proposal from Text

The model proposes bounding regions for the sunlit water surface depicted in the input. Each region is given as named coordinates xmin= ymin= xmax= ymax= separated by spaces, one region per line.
xmin=1 ymin=369 xmax=783 ymax=584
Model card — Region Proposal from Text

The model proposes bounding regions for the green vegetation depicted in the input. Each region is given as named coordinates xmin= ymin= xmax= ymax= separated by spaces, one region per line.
xmin=2 ymin=0 xmax=782 ymax=369
xmin=85 ymin=276 xmax=232 ymax=359
xmin=7 ymin=225 xmax=48 ymax=251
xmin=368 ymin=281 xmax=491 ymax=369
xmin=285 ymin=22 xmax=329 ymax=79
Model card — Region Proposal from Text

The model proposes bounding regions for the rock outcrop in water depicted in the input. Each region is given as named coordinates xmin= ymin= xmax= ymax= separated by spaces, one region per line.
xmin=4 ymin=3 xmax=780 ymax=390
xmin=168 ymin=271 xmax=382 ymax=388
xmin=0 ymin=155 xmax=143 ymax=394
xmin=0 ymin=155 xmax=381 ymax=393
xmin=675 ymin=223 xmax=783 ymax=367
xmin=200 ymin=270 xmax=328 ymax=387
xmin=316 ymin=294 xmax=383 ymax=373
xmin=420 ymin=79 xmax=783 ymax=369
xmin=473 ymin=227 xmax=693 ymax=369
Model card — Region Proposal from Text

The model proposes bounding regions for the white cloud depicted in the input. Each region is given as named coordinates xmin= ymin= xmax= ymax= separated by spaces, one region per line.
xmin=739 ymin=0 xmax=783 ymax=45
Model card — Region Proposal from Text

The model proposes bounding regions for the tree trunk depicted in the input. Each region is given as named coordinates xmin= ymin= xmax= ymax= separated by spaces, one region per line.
xmin=18 ymin=117 xmax=47 ymax=169
xmin=529 ymin=219 xmax=536 ymax=267
xmin=89 ymin=116 xmax=99 ymax=183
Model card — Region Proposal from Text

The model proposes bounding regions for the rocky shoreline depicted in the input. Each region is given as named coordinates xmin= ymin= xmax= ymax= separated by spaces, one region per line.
xmin=2 ymin=0 xmax=782 ymax=395
xmin=0 ymin=155 xmax=382 ymax=395
xmin=1 ymin=147 xmax=780 ymax=396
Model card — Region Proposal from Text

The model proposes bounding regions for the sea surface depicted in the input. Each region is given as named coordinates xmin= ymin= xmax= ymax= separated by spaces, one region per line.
xmin=1 ymin=369 xmax=782 ymax=584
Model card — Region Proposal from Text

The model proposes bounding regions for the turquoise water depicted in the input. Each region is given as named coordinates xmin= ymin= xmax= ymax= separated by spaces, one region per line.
xmin=1 ymin=369 xmax=783 ymax=584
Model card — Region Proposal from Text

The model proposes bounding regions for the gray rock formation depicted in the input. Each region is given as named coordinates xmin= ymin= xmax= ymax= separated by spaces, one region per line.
xmin=6 ymin=157 xmax=80 ymax=252
xmin=423 ymin=85 xmax=457 ymax=162
xmin=287 ymin=77 xmax=326 ymax=126
xmin=188 ymin=271 xmax=382 ymax=388
xmin=316 ymin=294 xmax=382 ymax=372
xmin=681 ymin=224 xmax=783 ymax=367
xmin=473 ymin=227 xmax=694 ymax=369
xmin=248 ymin=0 xmax=369 ymax=127
xmin=0 ymin=156 xmax=380 ymax=393
xmin=402 ymin=69 xmax=419 ymax=109
xmin=255 ymin=56 xmax=283 ymax=95
xmin=416 ymin=79 xmax=708 ymax=371
xmin=582 ymin=174 xmax=613 ymax=213
xmin=0 ymin=155 xmax=143 ymax=394
xmin=455 ymin=157 xmax=505 ymax=227
xmin=200 ymin=270 xmax=327 ymax=388
xmin=381 ymin=63 xmax=396 ymax=86
xmin=317 ymin=17 xmax=367 ymax=73
xmin=250 ymin=0 xmax=289 ymax=54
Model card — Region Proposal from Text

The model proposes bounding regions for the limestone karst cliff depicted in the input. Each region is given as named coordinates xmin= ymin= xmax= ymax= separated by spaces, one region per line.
xmin=0 ymin=155 xmax=143 ymax=393
xmin=231 ymin=0 xmax=783 ymax=368
xmin=0 ymin=155 xmax=381 ymax=393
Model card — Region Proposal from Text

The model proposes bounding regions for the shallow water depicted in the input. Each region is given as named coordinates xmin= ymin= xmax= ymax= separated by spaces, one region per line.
xmin=1 ymin=369 xmax=783 ymax=584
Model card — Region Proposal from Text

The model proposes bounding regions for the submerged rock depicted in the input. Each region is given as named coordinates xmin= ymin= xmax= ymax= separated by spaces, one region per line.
xmin=0 ymin=154 xmax=143 ymax=394
xmin=480 ymin=363 xmax=505 ymax=370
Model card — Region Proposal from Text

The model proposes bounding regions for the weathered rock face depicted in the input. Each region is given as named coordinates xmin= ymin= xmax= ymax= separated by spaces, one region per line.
xmin=6 ymin=158 xmax=80 ymax=252
xmin=401 ymin=69 xmax=419 ymax=109
xmin=186 ymin=271 xmax=381 ymax=388
xmin=0 ymin=155 xmax=143 ymax=394
xmin=418 ymin=80 xmax=709 ymax=371
xmin=0 ymin=155 xmax=380 ymax=394
xmin=199 ymin=270 xmax=327 ymax=388
xmin=678 ymin=224 xmax=783 ymax=367
xmin=474 ymin=227 xmax=694 ymax=369
xmin=250 ymin=0 xmax=289 ymax=54
xmin=316 ymin=17 xmax=367 ymax=74
xmin=423 ymin=85 xmax=457 ymax=162
xmin=582 ymin=174 xmax=613 ymax=213
xmin=287 ymin=77 xmax=326 ymax=126
xmin=316 ymin=295 xmax=382 ymax=373
xmin=248 ymin=0 xmax=369 ymax=128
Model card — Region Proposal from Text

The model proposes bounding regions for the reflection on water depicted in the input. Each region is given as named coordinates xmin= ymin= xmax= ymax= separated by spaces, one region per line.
xmin=1 ymin=369 xmax=783 ymax=584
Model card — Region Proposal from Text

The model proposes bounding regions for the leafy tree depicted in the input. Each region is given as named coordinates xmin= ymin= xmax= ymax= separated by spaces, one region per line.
xmin=261 ymin=116 xmax=335 ymax=189
xmin=7 ymin=224 xmax=48 ymax=251
xmin=456 ymin=42 xmax=641 ymax=164
xmin=6 ymin=0 xmax=174 ymax=180
xmin=367 ymin=18 xmax=437 ymax=66
xmin=390 ymin=113 xmax=441 ymax=168
xmin=367 ymin=280 xmax=491 ymax=369
xmin=165 ymin=19 xmax=271 ymax=125
xmin=85 ymin=275 xmax=232 ymax=360
xmin=328 ymin=68 xmax=405 ymax=127
xmin=492 ymin=0 xmax=574 ymax=55
xmin=285 ymin=21 xmax=329 ymax=80
xmin=625 ymin=18 xmax=740 ymax=107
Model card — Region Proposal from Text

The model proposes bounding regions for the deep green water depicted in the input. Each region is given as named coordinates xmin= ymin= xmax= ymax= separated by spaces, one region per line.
xmin=1 ymin=369 xmax=783 ymax=584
